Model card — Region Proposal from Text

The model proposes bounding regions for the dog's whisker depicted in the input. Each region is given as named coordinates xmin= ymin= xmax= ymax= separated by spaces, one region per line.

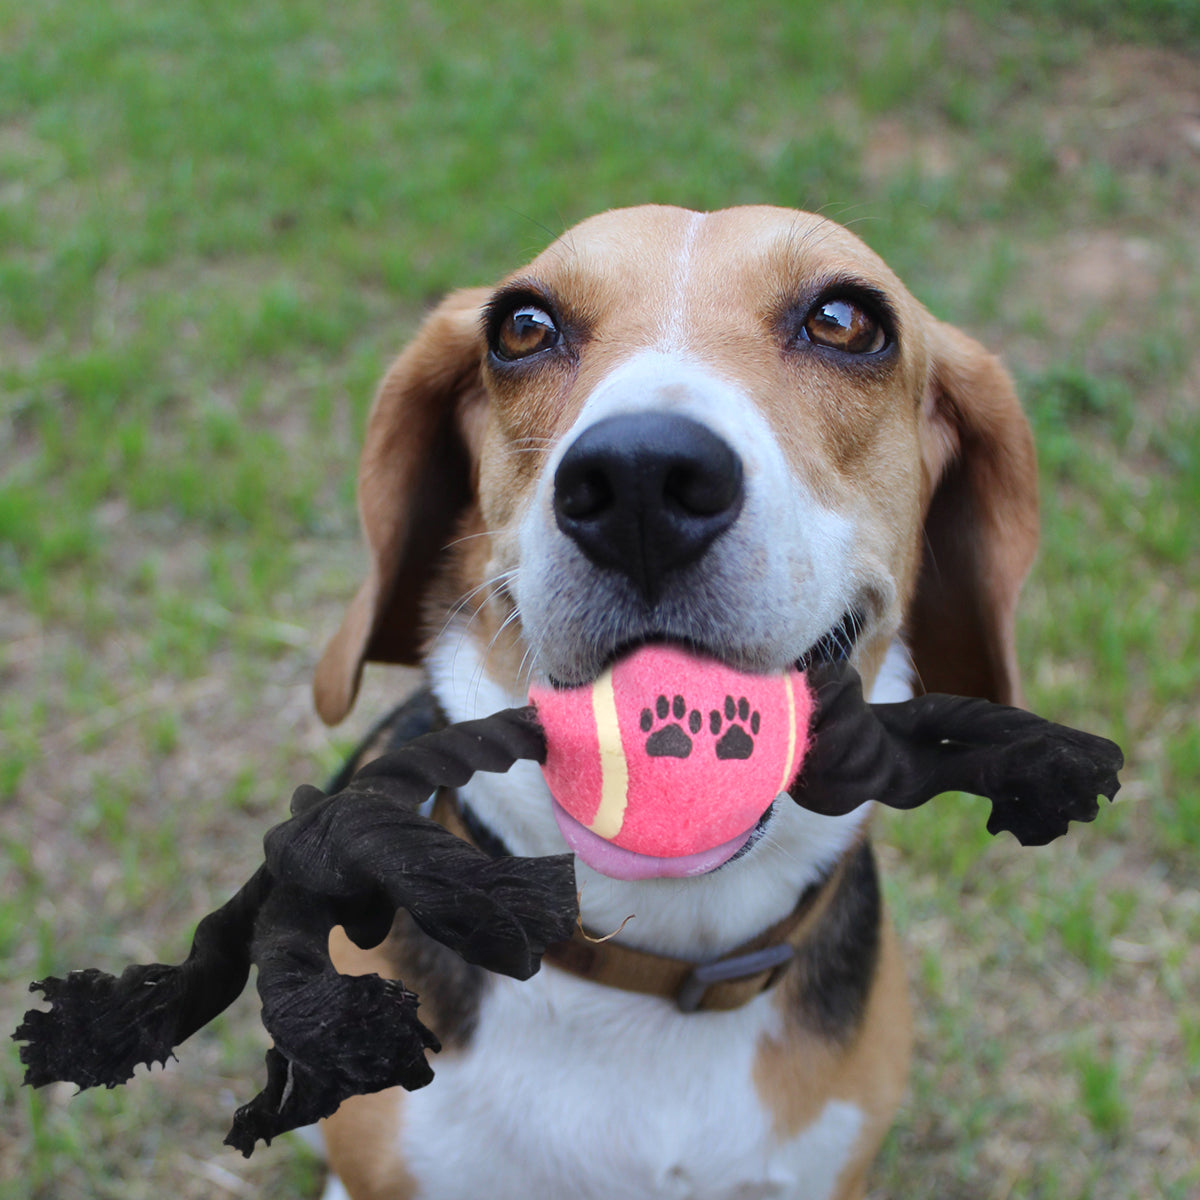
xmin=440 ymin=570 xmax=522 ymax=704
xmin=505 ymin=206 xmax=563 ymax=249
xmin=468 ymin=603 xmax=526 ymax=710
xmin=442 ymin=530 xmax=496 ymax=552
xmin=439 ymin=570 xmax=520 ymax=641
xmin=464 ymin=590 xmax=523 ymax=671
xmin=480 ymin=605 xmax=524 ymax=668
xmin=813 ymin=199 xmax=877 ymax=225
xmin=756 ymin=824 xmax=801 ymax=867
xmin=835 ymin=610 xmax=864 ymax=661
xmin=838 ymin=214 xmax=881 ymax=232
xmin=448 ymin=574 xmax=509 ymax=617
xmin=516 ymin=640 xmax=539 ymax=692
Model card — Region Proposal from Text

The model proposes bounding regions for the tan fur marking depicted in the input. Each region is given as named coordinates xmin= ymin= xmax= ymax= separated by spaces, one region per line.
xmin=322 ymin=1085 xmax=416 ymax=1200
xmin=329 ymin=924 xmax=399 ymax=979
xmin=753 ymin=917 xmax=912 ymax=1195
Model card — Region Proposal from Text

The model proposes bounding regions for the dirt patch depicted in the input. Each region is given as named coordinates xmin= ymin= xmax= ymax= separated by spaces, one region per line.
xmin=1054 ymin=43 xmax=1200 ymax=178
xmin=861 ymin=118 xmax=956 ymax=184
xmin=1053 ymin=230 xmax=1162 ymax=306
xmin=1016 ymin=227 xmax=1171 ymax=350
xmin=860 ymin=39 xmax=1200 ymax=225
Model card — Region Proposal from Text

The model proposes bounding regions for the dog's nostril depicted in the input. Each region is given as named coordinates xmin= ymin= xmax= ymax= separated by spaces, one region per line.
xmin=665 ymin=462 xmax=741 ymax=517
xmin=557 ymin=467 xmax=613 ymax=520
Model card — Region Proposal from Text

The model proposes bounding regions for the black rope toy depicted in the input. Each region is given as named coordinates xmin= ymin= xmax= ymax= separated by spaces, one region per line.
xmin=13 ymin=661 xmax=1122 ymax=1156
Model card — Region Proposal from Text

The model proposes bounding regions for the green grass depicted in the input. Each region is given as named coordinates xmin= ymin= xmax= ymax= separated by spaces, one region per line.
xmin=2 ymin=1 xmax=1198 ymax=1197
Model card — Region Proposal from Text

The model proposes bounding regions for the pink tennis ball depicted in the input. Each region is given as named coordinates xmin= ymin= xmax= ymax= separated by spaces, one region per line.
xmin=529 ymin=646 xmax=814 ymax=863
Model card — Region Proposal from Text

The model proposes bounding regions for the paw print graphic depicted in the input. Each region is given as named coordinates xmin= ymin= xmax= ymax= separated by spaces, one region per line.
xmin=709 ymin=696 xmax=760 ymax=760
xmin=641 ymin=694 xmax=703 ymax=758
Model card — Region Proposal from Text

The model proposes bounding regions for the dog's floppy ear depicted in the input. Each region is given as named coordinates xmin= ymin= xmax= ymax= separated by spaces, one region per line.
xmin=314 ymin=288 xmax=490 ymax=725
xmin=909 ymin=319 xmax=1039 ymax=706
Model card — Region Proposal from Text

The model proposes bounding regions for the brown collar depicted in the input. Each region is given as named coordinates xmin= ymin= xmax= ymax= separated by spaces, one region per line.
xmin=431 ymin=789 xmax=847 ymax=1014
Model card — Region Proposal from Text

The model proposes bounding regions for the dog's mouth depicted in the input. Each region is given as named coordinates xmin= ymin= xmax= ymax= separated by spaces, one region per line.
xmin=793 ymin=608 xmax=863 ymax=674
xmin=546 ymin=606 xmax=866 ymax=692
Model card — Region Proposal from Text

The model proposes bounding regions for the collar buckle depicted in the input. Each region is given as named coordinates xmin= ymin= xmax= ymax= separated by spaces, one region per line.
xmin=675 ymin=942 xmax=796 ymax=1013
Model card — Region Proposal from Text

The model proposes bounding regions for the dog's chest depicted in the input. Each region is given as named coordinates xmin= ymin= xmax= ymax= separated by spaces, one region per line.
xmin=398 ymin=970 xmax=864 ymax=1200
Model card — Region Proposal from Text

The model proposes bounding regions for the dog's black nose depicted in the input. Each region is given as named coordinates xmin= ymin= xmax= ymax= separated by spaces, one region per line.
xmin=553 ymin=412 xmax=744 ymax=603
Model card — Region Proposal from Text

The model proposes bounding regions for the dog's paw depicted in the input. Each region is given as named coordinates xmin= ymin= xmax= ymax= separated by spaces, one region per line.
xmin=710 ymin=695 xmax=761 ymax=760
xmin=641 ymin=694 xmax=701 ymax=758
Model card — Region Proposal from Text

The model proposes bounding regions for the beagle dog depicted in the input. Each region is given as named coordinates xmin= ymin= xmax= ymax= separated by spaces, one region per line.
xmin=310 ymin=205 xmax=1039 ymax=1200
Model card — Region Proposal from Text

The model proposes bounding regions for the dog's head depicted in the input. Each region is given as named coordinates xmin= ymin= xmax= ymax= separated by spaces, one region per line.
xmin=316 ymin=205 xmax=1037 ymax=734
xmin=314 ymin=206 xmax=1039 ymax=940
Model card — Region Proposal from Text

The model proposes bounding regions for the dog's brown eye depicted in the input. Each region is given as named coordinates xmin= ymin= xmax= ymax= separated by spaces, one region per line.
xmin=803 ymin=298 xmax=886 ymax=354
xmin=496 ymin=305 xmax=559 ymax=360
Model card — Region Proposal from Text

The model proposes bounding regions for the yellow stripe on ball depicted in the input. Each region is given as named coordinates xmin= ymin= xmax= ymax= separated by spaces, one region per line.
xmin=587 ymin=666 xmax=629 ymax=840
xmin=777 ymin=670 xmax=798 ymax=795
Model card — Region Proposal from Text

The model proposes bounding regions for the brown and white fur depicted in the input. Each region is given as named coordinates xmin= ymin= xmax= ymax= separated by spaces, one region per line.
xmin=310 ymin=205 xmax=1039 ymax=1200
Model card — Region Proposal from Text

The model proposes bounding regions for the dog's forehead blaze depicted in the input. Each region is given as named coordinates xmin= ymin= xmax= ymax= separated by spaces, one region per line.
xmin=478 ymin=205 xmax=931 ymax=542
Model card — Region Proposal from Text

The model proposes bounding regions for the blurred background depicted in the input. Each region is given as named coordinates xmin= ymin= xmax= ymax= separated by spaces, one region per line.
xmin=2 ymin=1 xmax=1197 ymax=1196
